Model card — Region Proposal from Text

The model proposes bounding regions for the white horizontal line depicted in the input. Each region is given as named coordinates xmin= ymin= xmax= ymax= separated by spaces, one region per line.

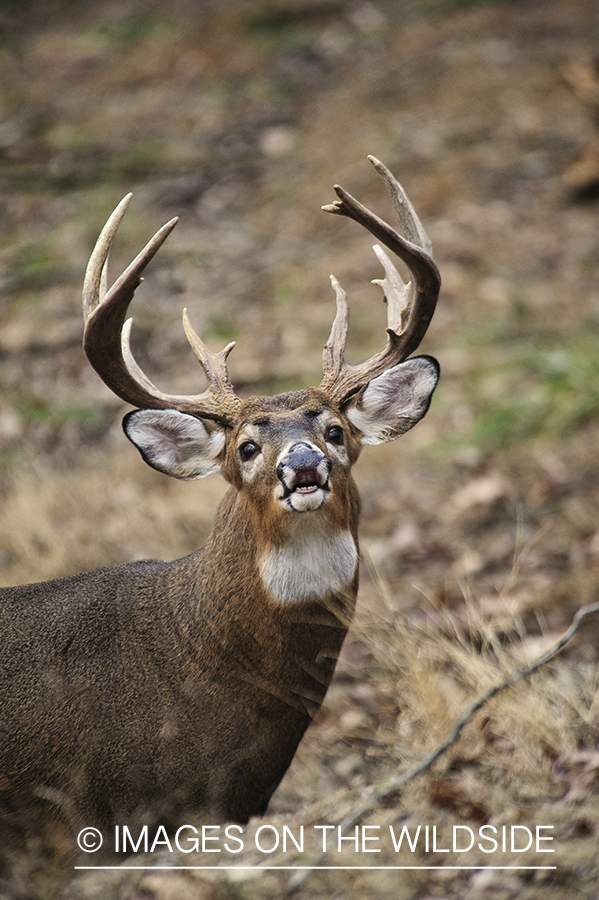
xmin=75 ymin=865 xmax=557 ymax=871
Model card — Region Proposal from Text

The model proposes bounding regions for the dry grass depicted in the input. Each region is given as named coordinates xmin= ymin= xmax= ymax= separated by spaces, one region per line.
xmin=0 ymin=446 xmax=227 ymax=587
xmin=61 ymin=570 xmax=599 ymax=899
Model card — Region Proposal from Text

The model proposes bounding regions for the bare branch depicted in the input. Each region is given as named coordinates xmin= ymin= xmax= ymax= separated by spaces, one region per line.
xmin=286 ymin=600 xmax=599 ymax=893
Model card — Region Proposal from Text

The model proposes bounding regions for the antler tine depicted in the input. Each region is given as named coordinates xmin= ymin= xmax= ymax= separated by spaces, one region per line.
xmin=322 ymin=275 xmax=349 ymax=383
xmin=319 ymin=157 xmax=441 ymax=404
xmin=371 ymin=243 xmax=411 ymax=333
xmin=370 ymin=156 xmax=433 ymax=257
xmin=182 ymin=309 xmax=239 ymax=404
xmin=83 ymin=197 xmax=241 ymax=425
xmin=82 ymin=193 xmax=132 ymax=321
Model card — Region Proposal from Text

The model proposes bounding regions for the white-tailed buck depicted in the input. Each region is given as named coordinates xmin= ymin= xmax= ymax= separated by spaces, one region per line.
xmin=0 ymin=158 xmax=440 ymax=846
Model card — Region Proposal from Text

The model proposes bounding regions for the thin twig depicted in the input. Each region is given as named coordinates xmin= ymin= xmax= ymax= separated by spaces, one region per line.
xmin=287 ymin=600 xmax=599 ymax=892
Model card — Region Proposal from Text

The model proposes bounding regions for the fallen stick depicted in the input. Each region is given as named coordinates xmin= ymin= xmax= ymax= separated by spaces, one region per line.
xmin=287 ymin=600 xmax=599 ymax=892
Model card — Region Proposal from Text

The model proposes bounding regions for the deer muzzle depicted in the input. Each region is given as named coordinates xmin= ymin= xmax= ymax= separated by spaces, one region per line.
xmin=276 ymin=443 xmax=331 ymax=511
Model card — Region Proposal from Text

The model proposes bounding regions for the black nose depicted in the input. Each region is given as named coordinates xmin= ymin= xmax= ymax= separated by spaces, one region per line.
xmin=276 ymin=443 xmax=331 ymax=488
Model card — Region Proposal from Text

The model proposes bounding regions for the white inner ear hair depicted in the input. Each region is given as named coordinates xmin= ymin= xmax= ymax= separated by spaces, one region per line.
xmin=126 ymin=410 xmax=225 ymax=477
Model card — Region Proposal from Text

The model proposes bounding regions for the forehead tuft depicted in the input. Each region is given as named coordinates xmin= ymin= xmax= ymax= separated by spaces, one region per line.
xmin=238 ymin=389 xmax=334 ymax=419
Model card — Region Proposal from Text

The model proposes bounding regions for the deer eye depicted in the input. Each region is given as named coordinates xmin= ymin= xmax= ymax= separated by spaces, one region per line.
xmin=239 ymin=441 xmax=260 ymax=462
xmin=326 ymin=425 xmax=344 ymax=446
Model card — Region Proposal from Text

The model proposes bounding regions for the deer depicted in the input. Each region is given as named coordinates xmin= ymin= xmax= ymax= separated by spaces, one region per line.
xmin=0 ymin=158 xmax=440 ymax=847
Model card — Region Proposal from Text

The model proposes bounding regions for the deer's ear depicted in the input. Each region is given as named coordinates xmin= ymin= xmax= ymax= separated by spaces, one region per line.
xmin=344 ymin=356 xmax=439 ymax=445
xmin=123 ymin=409 xmax=226 ymax=480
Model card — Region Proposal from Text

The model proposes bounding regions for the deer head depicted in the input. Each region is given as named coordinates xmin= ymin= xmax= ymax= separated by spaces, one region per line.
xmin=82 ymin=158 xmax=440 ymax=547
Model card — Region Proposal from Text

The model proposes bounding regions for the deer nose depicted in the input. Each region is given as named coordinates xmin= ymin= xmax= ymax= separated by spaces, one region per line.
xmin=276 ymin=443 xmax=331 ymax=493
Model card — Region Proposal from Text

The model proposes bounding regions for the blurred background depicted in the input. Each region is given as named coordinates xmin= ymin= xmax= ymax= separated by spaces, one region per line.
xmin=1 ymin=0 xmax=599 ymax=897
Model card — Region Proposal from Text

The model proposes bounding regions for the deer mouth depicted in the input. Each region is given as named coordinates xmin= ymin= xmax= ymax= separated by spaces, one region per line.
xmin=281 ymin=461 xmax=331 ymax=497
xmin=289 ymin=468 xmax=328 ymax=496
xmin=282 ymin=469 xmax=330 ymax=512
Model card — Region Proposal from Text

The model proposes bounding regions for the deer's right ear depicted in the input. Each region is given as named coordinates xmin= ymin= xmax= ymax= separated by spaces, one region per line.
xmin=123 ymin=409 xmax=226 ymax=480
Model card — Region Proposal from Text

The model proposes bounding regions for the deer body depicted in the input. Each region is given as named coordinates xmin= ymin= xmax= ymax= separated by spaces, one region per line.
xmin=1 ymin=543 xmax=350 ymax=828
xmin=0 ymin=159 xmax=441 ymax=842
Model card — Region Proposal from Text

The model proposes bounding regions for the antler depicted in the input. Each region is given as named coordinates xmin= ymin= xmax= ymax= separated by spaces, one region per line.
xmin=319 ymin=156 xmax=441 ymax=404
xmin=82 ymin=195 xmax=241 ymax=425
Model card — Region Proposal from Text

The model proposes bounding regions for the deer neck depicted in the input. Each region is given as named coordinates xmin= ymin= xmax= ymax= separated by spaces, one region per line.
xmin=199 ymin=486 xmax=360 ymax=609
xmin=180 ymin=487 xmax=358 ymax=718
xmin=257 ymin=518 xmax=357 ymax=605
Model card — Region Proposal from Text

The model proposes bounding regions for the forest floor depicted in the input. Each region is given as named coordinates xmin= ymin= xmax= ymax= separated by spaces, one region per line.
xmin=1 ymin=0 xmax=599 ymax=897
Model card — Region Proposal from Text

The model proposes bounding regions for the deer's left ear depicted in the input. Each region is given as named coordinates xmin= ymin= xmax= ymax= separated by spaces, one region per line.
xmin=344 ymin=355 xmax=440 ymax=445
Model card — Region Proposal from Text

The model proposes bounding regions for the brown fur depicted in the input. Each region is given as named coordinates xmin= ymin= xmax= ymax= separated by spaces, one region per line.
xmin=0 ymin=161 xmax=441 ymax=853
xmin=0 ymin=390 xmax=362 ymax=848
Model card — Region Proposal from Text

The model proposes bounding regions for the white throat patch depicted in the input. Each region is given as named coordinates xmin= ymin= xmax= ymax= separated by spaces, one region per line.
xmin=258 ymin=527 xmax=358 ymax=604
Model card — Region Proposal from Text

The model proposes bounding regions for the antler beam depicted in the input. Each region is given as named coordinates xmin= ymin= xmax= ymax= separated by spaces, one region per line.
xmin=319 ymin=156 xmax=441 ymax=404
xmin=82 ymin=195 xmax=241 ymax=425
